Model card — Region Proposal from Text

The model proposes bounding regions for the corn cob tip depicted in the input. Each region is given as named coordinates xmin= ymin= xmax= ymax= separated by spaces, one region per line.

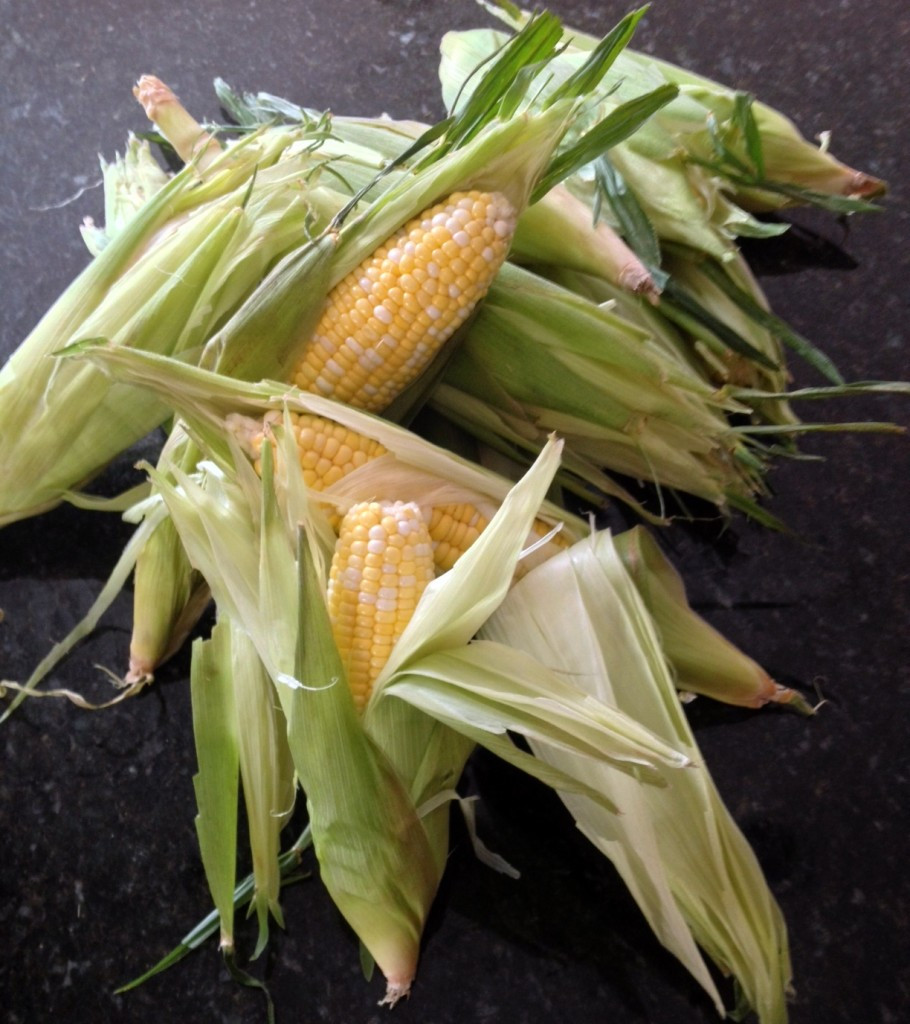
xmin=765 ymin=681 xmax=816 ymax=715
xmin=618 ymin=261 xmax=661 ymax=304
xmin=846 ymin=168 xmax=886 ymax=200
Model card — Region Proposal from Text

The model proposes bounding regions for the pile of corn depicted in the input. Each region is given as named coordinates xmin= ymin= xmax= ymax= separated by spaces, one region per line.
xmin=0 ymin=4 xmax=904 ymax=1023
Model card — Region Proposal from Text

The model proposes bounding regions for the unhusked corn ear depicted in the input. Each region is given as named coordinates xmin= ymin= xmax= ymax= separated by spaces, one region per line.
xmin=293 ymin=190 xmax=517 ymax=411
xmin=327 ymin=501 xmax=436 ymax=712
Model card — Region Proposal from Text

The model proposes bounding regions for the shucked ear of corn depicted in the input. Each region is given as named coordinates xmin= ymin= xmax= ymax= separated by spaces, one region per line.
xmin=53 ymin=338 xmax=794 ymax=1020
xmin=103 ymin=345 xmax=687 ymax=1002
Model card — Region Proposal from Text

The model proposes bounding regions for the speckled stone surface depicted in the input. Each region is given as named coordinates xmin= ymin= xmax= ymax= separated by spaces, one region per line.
xmin=1 ymin=2 xmax=908 ymax=1023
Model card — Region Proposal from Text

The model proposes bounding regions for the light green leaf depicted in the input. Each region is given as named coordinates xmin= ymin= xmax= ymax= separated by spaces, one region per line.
xmin=481 ymin=531 xmax=792 ymax=1024
xmin=190 ymin=622 xmax=240 ymax=953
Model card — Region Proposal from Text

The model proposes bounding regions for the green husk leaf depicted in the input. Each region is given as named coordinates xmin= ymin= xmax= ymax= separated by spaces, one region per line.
xmin=675 ymin=246 xmax=845 ymax=384
xmin=594 ymin=153 xmax=662 ymax=269
xmin=532 ymin=83 xmax=679 ymax=202
xmin=614 ymin=526 xmax=813 ymax=712
xmin=482 ymin=530 xmax=793 ymax=1024
xmin=190 ymin=621 xmax=240 ymax=953
xmin=230 ymin=615 xmax=296 ymax=955
xmin=542 ymin=7 xmax=647 ymax=108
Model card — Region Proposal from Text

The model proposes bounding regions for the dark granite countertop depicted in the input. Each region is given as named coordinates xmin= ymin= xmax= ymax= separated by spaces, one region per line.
xmin=1 ymin=2 xmax=908 ymax=1022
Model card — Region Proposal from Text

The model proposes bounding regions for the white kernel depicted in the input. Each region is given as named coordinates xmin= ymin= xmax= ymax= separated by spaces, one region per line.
xmin=325 ymin=358 xmax=344 ymax=377
xmin=426 ymin=305 xmax=441 ymax=320
xmin=315 ymin=377 xmax=333 ymax=394
xmin=398 ymin=574 xmax=417 ymax=587
xmin=493 ymin=218 xmax=512 ymax=237
xmin=482 ymin=246 xmax=495 ymax=262
xmin=427 ymin=261 xmax=440 ymax=277
xmin=449 ymin=284 xmax=460 ymax=298
xmin=359 ymin=276 xmax=372 ymax=292
xmin=376 ymin=598 xmax=396 ymax=612
xmin=387 ymin=247 xmax=403 ymax=263
xmin=374 ymin=305 xmax=393 ymax=324
xmin=431 ymin=212 xmax=448 ymax=227
xmin=378 ymin=586 xmax=397 ymax=600
xmin=368 ymin=539 xmax=386 ymax=554
xmin=453 ymin=230 xmax=470 ymax=248
xmin=358 ymin=591 xmax=377 ymax=605
xmin=345 ymin=337 xmax=364 ymax=356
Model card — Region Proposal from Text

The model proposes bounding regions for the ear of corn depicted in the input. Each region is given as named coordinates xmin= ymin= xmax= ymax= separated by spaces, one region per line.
xmin=432 ymin=260 xmax=762 ymax=514
xmin=452 ymin=9 xmax=884 ymax=211
xmin=93 ymin=341 xmax=687 ymax=1003
xmin=614 ymin=526 xmax=813 ymax=712
xmin=0 ymin=121 xmax=343 ymax=527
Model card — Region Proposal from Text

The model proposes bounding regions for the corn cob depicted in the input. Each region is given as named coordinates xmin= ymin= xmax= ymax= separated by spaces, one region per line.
xmin=292 ymin=189 xmax=517 ymax=411
xmin=327 ymin=501 xmax=436 ymax=712
xmin=251 ymin=411 xmax=386 ymax=491
xmin=242 ymin=410 xmax=567 ymax=572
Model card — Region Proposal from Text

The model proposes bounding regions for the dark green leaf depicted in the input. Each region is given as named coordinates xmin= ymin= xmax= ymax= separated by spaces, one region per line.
xmin=532 ymin=83 xmax=678 ymax=201
xmin=692 ymin=254 xmax=845 ymax=383
xmin=733 ymin=92 xmax=765 ymax=178
xmin=660 ymin=277 xmax=780 ymax=371
xmin=595 ymin=154 xmax=662 ymax=269
xmin=447 ymin=10 xmax=564 ymax=147
xmin=543 ymin=6 xmax=649 ymax=108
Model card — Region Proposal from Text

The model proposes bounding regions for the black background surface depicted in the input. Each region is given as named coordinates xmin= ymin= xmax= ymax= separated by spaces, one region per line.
xmin=1 ymin=2 xmax=908 ymax=1022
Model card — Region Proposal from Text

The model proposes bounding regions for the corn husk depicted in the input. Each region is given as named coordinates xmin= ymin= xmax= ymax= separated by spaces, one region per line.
xmin=472 ymin=1 xmax=884 ymax=211
xmin=481 ymin=529 xmax=794 ymax=1024
xmin=433 ymin=261 xmax=762 ymax=515
xmin=614 ymin=526 xmax=813 ymax=713
xmin=0 ymin=123 xmax=346 ymax=526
